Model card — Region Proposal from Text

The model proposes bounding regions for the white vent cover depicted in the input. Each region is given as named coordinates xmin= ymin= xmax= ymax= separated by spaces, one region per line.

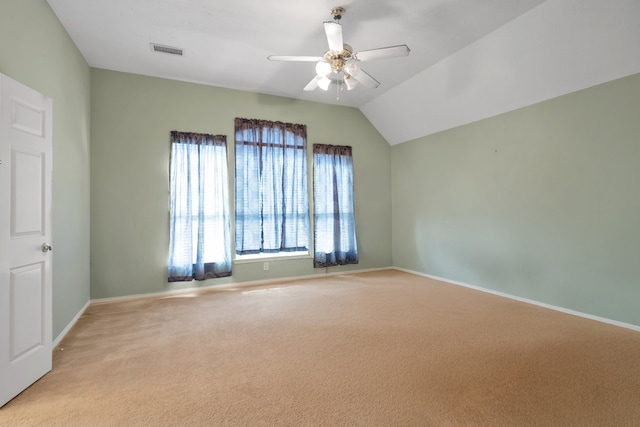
xmin=150 ymin=43 xmax=183 ymax=56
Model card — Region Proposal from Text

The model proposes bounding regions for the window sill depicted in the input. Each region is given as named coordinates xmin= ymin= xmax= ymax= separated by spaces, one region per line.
xmin=233 ymin=251 xmax=312 ymax=264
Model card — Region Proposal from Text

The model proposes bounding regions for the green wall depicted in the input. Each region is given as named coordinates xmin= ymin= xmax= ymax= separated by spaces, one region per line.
xmin=90 ymin=69 xmax=391 ymax=299
xmin=0 ymin=0 xmax=91 ymax=338
xmin=392 ymin=72 xmax=640 ymax=326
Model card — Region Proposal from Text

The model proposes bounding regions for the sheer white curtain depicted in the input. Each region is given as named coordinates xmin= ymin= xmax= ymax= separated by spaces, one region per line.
xmin=313 ymin=144 xmax=358 ymax=267
xmin=235 ymin=118 xmax=309 ymax=255
xmin=168 ymin=131 xmax=231 ymax=281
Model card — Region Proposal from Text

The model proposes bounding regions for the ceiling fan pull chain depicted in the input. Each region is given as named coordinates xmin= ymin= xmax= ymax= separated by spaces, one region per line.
xmin=336 ymin=78 xmax=346 ymax=100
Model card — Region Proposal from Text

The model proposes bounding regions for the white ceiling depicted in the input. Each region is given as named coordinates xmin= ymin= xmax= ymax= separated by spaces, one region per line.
xmin=45 ymin=0 xmax=544 ymax=106
xmin=47 ymin=0 xmax=640 ymax=145
xmin=363 ymin=0 xmax=640 ymax=144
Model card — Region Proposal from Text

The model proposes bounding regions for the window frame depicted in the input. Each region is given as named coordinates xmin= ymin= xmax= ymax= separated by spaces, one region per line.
xmin=233 ymin=118 xmax=311 ymax=259
xmin=168 ymin=131 xmax=232 ymax=282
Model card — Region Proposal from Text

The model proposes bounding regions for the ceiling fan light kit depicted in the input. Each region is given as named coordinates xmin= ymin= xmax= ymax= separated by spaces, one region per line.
xmin=267 ymin=6 xmax=410 ymax=97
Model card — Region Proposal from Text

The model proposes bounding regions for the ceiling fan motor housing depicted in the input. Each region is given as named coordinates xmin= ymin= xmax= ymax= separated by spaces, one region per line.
xmin=324 ymin=44 xmax=352 ymax=72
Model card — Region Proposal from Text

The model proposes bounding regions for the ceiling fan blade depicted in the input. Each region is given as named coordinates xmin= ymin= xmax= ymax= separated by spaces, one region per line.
xmin=354 ymin=44 xmax=410 ymax=61
xmin=303 ymin=76 xmax=320 ymax=91
xmin=347 ymin=68 xmax=380 ymax=89
xmin=267 ymin=55 xmax=324 ymax=62
xmin=324 ymin=21 xmax=343 ymax=52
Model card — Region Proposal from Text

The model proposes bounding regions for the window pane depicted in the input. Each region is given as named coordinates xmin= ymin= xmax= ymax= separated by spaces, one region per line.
xmin=168 ymin=132 xmax=231 ymax=281
xmin=235 ymin=118 xmax=309 ymax=255
xmin=313 ymin=144 xmax=358 ymax=268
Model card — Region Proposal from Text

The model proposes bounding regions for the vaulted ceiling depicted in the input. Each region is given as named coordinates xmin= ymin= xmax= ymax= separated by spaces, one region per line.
xmin=47 ymin=0 xmax=640 ymax=145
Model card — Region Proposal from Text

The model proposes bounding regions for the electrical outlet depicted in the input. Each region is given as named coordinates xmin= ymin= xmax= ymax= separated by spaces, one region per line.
xmin=263 ymin=262 xmax=269 ymax=271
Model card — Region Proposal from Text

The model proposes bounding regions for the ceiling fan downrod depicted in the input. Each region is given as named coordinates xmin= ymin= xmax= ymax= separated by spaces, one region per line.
xmin=331 ymin=6 xmax=345 ymax=22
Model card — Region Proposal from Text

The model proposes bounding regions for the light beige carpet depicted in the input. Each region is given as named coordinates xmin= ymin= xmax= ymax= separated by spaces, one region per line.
xmin=2 ymin=269 xmax=640 ymax=426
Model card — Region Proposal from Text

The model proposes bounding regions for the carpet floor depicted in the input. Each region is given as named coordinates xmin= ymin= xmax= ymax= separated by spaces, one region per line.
xmin=1 ymin=269 xmax=640 ymax=426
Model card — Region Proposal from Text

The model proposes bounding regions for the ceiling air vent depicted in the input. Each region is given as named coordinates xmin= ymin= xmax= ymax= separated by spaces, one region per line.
xmin=150 ymin=43 xmax=183 ymax=56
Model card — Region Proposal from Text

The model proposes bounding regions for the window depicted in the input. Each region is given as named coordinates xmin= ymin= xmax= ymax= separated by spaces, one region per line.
xmin=168 ymin=131 xmax=232 ymax=281
xmin=313 ymin=144 xmax=358 ymax=267
xmin=235 ymin=118 xmax=309 ymax=256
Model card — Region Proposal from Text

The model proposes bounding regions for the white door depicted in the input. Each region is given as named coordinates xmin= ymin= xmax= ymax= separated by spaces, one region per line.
xmin=0 ymin=73 xmax=53 ymax=407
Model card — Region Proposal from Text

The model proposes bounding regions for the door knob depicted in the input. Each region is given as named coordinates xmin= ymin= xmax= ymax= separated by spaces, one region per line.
xmin=42 ymin=243 xmax=52 ymax=253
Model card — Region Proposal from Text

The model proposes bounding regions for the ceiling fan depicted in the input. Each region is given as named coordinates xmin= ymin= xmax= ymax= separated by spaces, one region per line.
xmin=267 ymin=6 xmax=410 ymax=93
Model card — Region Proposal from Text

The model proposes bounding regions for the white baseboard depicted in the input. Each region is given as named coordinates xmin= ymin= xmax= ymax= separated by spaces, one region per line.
xmin=90 ymin=267 xmax=392 ymax=305
xmin=52 ymin=299 xmax=90 ymax=348
xmin=393 ymin=267 xmax=640 ymax=333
